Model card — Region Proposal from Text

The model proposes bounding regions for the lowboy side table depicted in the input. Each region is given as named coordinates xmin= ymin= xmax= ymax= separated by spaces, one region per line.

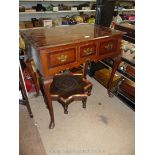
xmin=20 ymin=24 xmax=124 ymax=129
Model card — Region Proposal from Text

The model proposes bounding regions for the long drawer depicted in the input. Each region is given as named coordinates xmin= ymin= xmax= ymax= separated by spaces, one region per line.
xmin=39 ymin=46 xmax=78 ymax=76
xmin=48 ymin=47 xmax=76 ymax=68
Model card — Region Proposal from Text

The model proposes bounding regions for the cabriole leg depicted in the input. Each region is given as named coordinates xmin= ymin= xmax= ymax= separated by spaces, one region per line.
xmin=42 ymin=78 xmax=55 ymax=129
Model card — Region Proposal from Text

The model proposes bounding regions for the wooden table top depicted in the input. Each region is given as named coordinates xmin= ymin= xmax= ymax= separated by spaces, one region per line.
xmin=20 ymin=24 xmax=124 ymax=50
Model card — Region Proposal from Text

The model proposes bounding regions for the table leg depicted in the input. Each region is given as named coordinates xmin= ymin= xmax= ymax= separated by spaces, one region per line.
xmin=37 ymin=71 xmax=48 ymax=109
xmin=25 ymin=60 xmax=40 ymax=96
xmin=42 ymin=78 xmax=55 ymax=129
xmin=107 ymin=56 xmax=121 ymax=97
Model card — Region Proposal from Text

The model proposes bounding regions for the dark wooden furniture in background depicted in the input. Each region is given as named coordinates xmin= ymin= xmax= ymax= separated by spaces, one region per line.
xmin=20 ymin=24 xmax=124 ymax=129
xmin=114 ymin=23 xmax=135 ymax=109
xmin=115 ymin=23 xmax=135 ymax=43
xmin=19 ymin=65 xmax=33 ymax=118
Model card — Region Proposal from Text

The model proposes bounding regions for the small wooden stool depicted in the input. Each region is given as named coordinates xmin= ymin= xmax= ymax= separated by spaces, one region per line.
xmin=50 ymin=73 xmax=92 ymax=114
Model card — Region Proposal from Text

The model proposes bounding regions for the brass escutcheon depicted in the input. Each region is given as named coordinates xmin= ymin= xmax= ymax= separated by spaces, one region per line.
xmin=57 ymin=54 xmax=68 ymax=62
xmin=83 ymin=48 xmax=93 ymax=55
xmin=105 ymin=43 xmax=113 ymax=50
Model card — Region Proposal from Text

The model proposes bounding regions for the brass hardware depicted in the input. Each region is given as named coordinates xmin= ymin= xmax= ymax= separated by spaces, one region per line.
xmin=105 ymin=43 xmax=113 ymax=50
xmin=83 ymin=48 xmax=93 ymax=55
xmin=57 ymin=54 xmax=68 ymax=62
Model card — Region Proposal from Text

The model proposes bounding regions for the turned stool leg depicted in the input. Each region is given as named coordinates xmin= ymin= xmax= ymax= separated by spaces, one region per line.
xmin=64 ymin=104 xmax=68 ymax=114
xmin=82 ymin=60 xmax=90 ymax=79
xmin=82 ymin=98 xmax=87 ymax=108
xmin=87 ymin=90 xmax=91 ymax=96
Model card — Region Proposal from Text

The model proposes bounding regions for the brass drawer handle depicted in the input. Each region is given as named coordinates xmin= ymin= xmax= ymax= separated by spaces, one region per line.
xmin=57 ymin=54 xmax=68 ymax=62
xmin=105 ymin=43 xmax=113 ymax=50
xmin=83 ymin=48 xmax=93 ymax=55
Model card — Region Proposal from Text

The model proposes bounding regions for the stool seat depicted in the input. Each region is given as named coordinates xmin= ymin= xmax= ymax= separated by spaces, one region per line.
xmin=50 ymin=74 xmax=92 ymax=114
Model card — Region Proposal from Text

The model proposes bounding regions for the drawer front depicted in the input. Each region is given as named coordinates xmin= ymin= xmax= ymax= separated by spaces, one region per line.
xmin=48 ymin=48 xmax=76 ymax=68
xmin=99 ymin=39 xmax=118 ymax=55
xmin=80 ymin=43 xmax=97 ymax=58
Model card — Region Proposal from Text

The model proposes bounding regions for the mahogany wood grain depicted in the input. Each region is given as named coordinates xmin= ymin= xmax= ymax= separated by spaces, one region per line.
xmin=20 ymin=24 xmax=123 ymax=50
xmin=99 ymin=38 xmax=118 ymax=55
xmin=79 ymin=43 xmax=97 ymax=58
xmin=48 ymin=47 xmax=76 ymax=68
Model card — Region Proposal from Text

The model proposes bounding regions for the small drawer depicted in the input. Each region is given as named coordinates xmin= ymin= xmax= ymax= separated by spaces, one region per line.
xmin=80 ymin=43 xmax=97 ymax=58
xmin=99 ymin=39 xmax=117 ymax=55
xmin=48 ymin=48 xmax=76 ymax=68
